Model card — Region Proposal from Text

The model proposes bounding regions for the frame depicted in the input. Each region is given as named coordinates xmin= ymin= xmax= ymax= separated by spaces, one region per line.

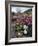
xmin=5 ymin=1 xmax=37 ymax=45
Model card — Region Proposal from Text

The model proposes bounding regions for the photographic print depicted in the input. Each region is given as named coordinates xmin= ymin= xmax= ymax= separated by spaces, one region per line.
xmin=5 ymin=1 xmax=37 ymax=45
xmin=10 ymin=6 xmax=32 ymax=38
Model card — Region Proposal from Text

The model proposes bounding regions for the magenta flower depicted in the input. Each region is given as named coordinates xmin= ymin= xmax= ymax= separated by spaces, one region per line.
xmin=16 ymin=16 xmax=32 ymax=26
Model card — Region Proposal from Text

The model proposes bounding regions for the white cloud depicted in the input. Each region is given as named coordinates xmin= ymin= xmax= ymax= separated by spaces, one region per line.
xmin=11 ymin=7 xmax=32 ymax=13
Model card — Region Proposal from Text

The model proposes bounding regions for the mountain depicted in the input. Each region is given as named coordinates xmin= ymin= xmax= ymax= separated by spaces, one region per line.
xmin=24 ymin=9 xmax=32 ymax=13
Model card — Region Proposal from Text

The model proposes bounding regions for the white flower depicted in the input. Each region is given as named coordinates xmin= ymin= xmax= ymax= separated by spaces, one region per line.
xmin=24 ymin=29 xmax=27 ymax=34
xmin=18 ymin=33 xmax=21 ymax=35
xmin=24 ymin=25 xmax=28 ymax=29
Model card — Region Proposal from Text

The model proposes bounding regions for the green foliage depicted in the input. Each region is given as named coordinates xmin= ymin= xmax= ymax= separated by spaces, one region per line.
xmin=15 ymin=24 xmax=24 ymax=31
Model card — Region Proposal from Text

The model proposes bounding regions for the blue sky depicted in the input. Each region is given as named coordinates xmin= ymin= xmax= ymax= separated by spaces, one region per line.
xmin=11 ymin=7 xmax=32 ymax=13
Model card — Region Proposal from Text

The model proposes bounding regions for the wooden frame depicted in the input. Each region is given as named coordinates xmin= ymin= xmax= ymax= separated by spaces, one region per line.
xmin=5 ymin=1 xmax=37 ymax=45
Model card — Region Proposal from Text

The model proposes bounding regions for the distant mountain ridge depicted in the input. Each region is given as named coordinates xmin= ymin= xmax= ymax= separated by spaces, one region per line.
xmin=24 ymin=9 xmax=32 ymax=13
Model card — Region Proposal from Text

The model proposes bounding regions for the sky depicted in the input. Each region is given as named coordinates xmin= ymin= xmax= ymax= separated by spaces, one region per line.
xmin=11 ymin=7 xmax=32 ymax=13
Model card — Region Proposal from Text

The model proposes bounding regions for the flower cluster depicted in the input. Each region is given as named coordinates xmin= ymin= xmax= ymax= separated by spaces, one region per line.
xmin=16 ymin=16 xmax=32 ymax=26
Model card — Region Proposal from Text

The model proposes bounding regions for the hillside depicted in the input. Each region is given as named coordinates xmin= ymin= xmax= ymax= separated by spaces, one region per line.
xmin=24 ymin=9 xmax=32 ymax=13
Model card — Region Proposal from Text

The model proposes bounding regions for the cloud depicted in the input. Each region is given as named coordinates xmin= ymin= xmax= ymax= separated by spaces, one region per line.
xmin=11 ymin=7 xmax=32 ymax=13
